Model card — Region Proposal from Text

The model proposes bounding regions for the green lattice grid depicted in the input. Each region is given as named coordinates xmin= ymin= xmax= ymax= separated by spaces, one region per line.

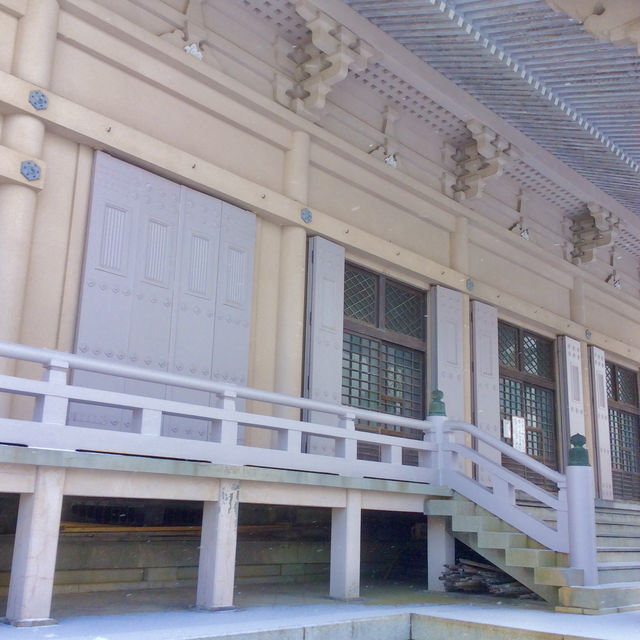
xmin=498 ymin=323 xmax=518 ymax=369
xmin=342 ymin=333 xmax=423 ymax=419
xmin=384 ymin=282 xmax=423 ymax=338
xmin=344 ymin=266 xmax=377 ymax=324
xmin=609 ymin=408 xmax=639 ymax=473
xmin=522 ymin=334 xmax=553 ymax=380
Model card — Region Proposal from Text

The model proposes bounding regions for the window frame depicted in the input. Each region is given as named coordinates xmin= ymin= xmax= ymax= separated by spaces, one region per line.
xmin=341 ymin=263 xmax=428 ymax=449
xmin=343 ymin=263 xmax=427 ymax=353
xmin=498 ymin=320 xmax=558 ymax=474
xmin=605 ymin=360 xmax=640 ymax=501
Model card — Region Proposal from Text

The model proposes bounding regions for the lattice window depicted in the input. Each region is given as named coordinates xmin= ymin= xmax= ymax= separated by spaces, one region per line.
xmin=498 ymin=323 xmax=518 ymax=369
xmin=498 ymin=321 xmax=557 ymax=476
xmin=342 ymin=264 xmax=427 ymax=462
xmin=384 ymin=282 xmax=424 ymax=338
xmin=522 ymin=334 xmax=554 ymax=380
xmin=344 ymin=266 xmax=377 ymax=325
xmin=606 ymin=361 xmax=640 ymax=501
xmin=342 ymin=333 xmax=423 ymax=418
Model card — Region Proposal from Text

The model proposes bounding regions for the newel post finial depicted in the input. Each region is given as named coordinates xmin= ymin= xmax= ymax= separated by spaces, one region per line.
xmin=568 ymin=433 xmax=590 ymax=466
xmin=428 ymin=389 xmax=446 ymax=416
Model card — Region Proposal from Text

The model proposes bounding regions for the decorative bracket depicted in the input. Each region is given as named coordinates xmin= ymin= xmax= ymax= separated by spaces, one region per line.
xmin=274 ymin=1 xmax=376 ymax=121
xmin=508 ymin=191 xmax=530 ymax=239
xmin=452 ymin=120 xmax=520 ymax=202
xmin=548 ymin=1 xmax=640 ymax=54
xmin=605 ymin=245 xmax=622 ymax=289
xmin=368 ymin=106 xmax=400 ymax=168
xmin=568 ymin=202 xmax=621 ymax=264
xmin=160 ymin=0 xmax=219 ymax=66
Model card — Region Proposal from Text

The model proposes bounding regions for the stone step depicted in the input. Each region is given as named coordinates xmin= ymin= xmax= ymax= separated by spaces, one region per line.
xmin=558 ymin=582 xmax=640 ymax=613
xmin=595 ymin=523 xmax=640 ymax=537
xmin=505 ymin=548 xmax=566 ymax=569
xmin=424 ymin=498 xmax=475 ymax=517
xmin=450 ymin=514 xmax=504 ymax=533
xmin=519 ymin=504 xmax=640 ymax=526
xmin=533 ymin=566 xmax=584 ymax=587
xmin=476 ymin=531 xmax=528 ymax=550
xmin=598 ymin=535 xmax=640 ymax=547
xmin=597 ymin=547 xmax=640 ymax=563
xmin=597 ymin=562 xmax=640 ymax=584
xmin=596 ymin=513 xmax=640 ymax=525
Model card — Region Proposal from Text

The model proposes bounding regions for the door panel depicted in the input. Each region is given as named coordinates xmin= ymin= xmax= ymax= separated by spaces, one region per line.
xmin=72 ymin=153 xmax=255 ymax=440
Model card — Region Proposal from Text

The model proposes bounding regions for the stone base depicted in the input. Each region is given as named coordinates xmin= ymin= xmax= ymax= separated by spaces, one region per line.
xmin=2 ymin=616 xmax=58 ymax=627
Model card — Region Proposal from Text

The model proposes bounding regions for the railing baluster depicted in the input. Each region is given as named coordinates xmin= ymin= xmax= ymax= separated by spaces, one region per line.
xmin=278 ymin=428 xmax=302 ymax=453
xmin=212 ymin=390 xmax=239 ymax=445
xmin=132 ymin=408 xmax=162 ymax=436
xmin=33 ymin=358 xmax=69 ymax=425
xmin=381 ymin=443 xmax=402 ymax=466
xmin=336 ymin=412 xmax=356 ymax=461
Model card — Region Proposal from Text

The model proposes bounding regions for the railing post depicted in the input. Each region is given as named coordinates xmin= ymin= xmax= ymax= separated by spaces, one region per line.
xmin=212 ymin=390 xmax=239 ymax=446
xmin=428 ymin=390 xmax=450 ymax=485
xmin=426 ymin=390 xmax=455 ymax=590
xmin=336 ymin=411 xmax=356 ymax=461
xmin=33 ymin=358 xmax=69 ymax=425
xmin=566 ymin=434 xmax=598 ymax=585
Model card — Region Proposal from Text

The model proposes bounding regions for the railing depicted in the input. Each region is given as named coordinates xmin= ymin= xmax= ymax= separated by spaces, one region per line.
xmin=434 ymin=416 xmax=568 ymax=552
xmin=0 ymin=341 xmax=439 ymax=485
xmin=0 ymin=341 xmax=595 ymax=575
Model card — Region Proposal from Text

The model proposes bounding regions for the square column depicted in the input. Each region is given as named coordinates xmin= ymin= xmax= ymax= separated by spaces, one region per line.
xmin=330 ymin=488 xmax=361 ymax=600
xmin=6 ymin=466 xmax=65 ymax=626
xmin=427 ymin=515 xmax=455 ymax=591
xmin=196 ymin=480 xmax=240 ymax=610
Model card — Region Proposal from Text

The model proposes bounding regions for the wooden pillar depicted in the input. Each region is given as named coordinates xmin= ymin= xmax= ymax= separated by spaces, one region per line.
xmin=330 ymin=489 xmax=361 ymax=599
xmin=0 ymin=0 xmax=59 ymax=416
xmin=274 ymin=131 xmax=310 ymax=420
xmin=6 ymin=466 xmax=65 ymax=626
xmin=196 ymin=480 xmax=240 ymax=610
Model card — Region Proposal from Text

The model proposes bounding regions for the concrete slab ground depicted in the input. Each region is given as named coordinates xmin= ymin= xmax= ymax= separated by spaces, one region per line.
xmin=1 ymin=582 xmax=639 ymax=640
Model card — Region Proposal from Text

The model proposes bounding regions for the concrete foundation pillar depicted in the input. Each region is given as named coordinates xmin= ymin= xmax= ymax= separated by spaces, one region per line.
xmin=330 ymin=489 xmax=361 ymax=599
xmin=6 ymin=466 xmax=65 ymax=626
xmin=427 ymin=515 xmax=455 ymax=591
xmin=196 ymin=480 xmax=240 ymax=610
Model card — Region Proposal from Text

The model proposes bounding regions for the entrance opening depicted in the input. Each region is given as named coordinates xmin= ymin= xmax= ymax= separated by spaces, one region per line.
xmin=361 ymin=510 xmax=427 ymax=587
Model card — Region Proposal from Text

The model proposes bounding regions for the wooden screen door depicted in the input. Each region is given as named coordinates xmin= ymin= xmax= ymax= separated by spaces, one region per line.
xmin=71 ymin=152 xmax=255 ymax=439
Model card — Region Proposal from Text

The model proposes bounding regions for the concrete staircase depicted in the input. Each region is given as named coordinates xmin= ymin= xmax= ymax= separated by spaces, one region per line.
xmin=520 ymin=501 xmax=640 ymax=585
xmin=425 ymin=494 xmax=640 ymax=614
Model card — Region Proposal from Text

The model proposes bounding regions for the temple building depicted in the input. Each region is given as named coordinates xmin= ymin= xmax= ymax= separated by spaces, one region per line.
xmin=1 ymin=0 xmax=640 ymax=624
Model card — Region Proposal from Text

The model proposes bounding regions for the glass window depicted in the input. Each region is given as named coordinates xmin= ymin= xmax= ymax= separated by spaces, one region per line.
xmin=342 ymin=264 xmax=427 ymax=463
xmin=498 ymin=322 xmax=557 ymax=484
xmin=606 ymin=362 xmax=640 ymax=501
